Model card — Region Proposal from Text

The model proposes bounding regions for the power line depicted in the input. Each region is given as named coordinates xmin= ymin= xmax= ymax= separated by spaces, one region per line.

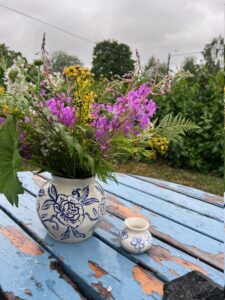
xmin=0 ymin=3 xmax=96 ymax=45
xmin=0 ymin=2 xmax=210 ymax=66
xmin=167 ymin=50 xmax=203 ymax=74
xmin=171 ymin=51 xmax=203 ymax=57
xmin=0 ymin=2 xmax=142 ymax=65
xmin=0 ymin=3 xmax=137 ymax=59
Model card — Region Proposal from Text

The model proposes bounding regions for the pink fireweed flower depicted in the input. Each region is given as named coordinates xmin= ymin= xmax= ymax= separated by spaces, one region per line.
xmin=40 ymin=80 xmax=47 ymax=87
xmin=40 ymin=89 xmax=46 ymax=96
xmin=45 ymin=95 xmax=76 ymax=127
xmin=91 ymin=83 xmax=157 ymax=149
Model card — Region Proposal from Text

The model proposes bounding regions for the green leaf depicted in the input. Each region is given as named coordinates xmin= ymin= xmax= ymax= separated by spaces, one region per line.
xmin=156 ymin=113 xmax=199 ymax=142
xmin=0 ymin=115 xmax=23 ymax=206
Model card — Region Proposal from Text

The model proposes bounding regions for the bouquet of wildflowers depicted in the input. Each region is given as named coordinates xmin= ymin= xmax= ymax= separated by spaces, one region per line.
xmin=0 ymin=44 xmax=197 ymax=205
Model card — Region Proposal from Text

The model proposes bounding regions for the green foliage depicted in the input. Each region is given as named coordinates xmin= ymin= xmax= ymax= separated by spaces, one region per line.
xmin=0 ymin=115 xmax=23 ymax=206
xmin=92 ymin=40 xmax=135 ymax=79
xmin=155 ymin=113 xmax=199 ymax=142
xmin=155 ymin=66 xmax=224 ymax=175
xmin=51 ymin=51 xmax=83 ymax=72
xmin=18 ymin=117 xmax=116 ymax=183
xmin=182 ymin=57 xmax=198 ymax=75
xmin=113 ymin=114 xmax=198 ymax=164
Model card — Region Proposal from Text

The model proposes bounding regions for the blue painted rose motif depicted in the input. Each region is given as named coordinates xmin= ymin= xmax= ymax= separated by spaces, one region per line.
xmin=131 ymin=236 xmax=145 ymax=252
xmin=39 ymin=184 xmax=102 ymax=241
xmin=54 ymin=196 xmax=85 ymax=227
xmin=119 ymin=229 xmax=128 ymax=240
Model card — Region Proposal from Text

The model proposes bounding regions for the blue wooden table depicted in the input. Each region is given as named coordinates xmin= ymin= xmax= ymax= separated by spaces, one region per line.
xmin=0 ymin=172 xmax=223 ymax=299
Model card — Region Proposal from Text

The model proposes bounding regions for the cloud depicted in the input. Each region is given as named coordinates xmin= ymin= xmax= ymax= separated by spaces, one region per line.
xmin=0 ymin=0 xmax=223 ymax=68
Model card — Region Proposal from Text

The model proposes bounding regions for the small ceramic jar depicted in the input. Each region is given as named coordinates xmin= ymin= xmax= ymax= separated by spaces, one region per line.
xmin=119 ymin=217 xmax=152 ymax=254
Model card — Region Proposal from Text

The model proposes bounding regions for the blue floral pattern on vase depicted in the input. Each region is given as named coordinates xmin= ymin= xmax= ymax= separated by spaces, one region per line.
xmin=131 ymin=236 xmax=145 ymax=252
xmin=38 ymin=188 xmax=45 ymax=197
xmin=37 ymin=180 xmax=106 ymax=242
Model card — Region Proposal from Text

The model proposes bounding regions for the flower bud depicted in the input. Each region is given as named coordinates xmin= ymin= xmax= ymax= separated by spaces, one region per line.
xmin=86 ymin=127 xmax=95 ymax=139
xmin=106 ymin=112 xmax=114 ymax=120
xmin=8 ymin=68 xmax=18 ymax=82
xmin=33 ymin=59 xmax=43 ymax=67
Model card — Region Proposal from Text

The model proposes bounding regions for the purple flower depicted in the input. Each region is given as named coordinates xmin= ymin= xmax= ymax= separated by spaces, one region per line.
xmin=19 ymin=133 xmax=31 ymax=160
xmin=40 ymin=89 xmax=46 ymax=96
xmin=45 ymin=95 xmax=76 ymax=127
xmin=100 ymin=141 xmax=110 ymax=151
xmin=91 ymin=84 xmax=157 ymax=147
xmin=0 ymin=117 xmax=5 ymax=125
xmin=40 ymin=80 xmax=47 ymax=87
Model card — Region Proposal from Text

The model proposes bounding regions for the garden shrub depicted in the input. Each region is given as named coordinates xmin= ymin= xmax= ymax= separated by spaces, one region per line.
xmin=154 ymin=67 xmax=224 ymax=176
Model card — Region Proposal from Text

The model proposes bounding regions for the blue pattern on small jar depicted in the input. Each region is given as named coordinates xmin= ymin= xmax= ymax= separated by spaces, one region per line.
xmin=119 ymin=229 xmax=128 ymax=240
xmin=131 ymin=236 xmax=145 ymax=252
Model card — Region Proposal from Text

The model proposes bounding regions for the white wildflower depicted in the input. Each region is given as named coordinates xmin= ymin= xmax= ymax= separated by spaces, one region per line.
xmin=4 ymin=57 xmax=35 ymax=96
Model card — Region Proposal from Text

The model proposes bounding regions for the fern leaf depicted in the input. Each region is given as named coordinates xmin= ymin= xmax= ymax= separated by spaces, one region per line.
xmin=156 ymin=113 xmax=199 ymax=142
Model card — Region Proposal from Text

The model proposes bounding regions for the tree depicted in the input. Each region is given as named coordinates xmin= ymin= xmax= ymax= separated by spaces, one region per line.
xmin=51 ymin=51 xmax=83 ymax=73
xmin=144 ymin=55 xmax=167 ymax=75
xmin=0 ymin=43 xmax=25 ymax=86
xmin=92 ymin=40 xmax=135 ymax=79
xmin=181 ymin=56 xmax=198 ymax=75
xmin=203 ymin=35 xmax=224 ymax=73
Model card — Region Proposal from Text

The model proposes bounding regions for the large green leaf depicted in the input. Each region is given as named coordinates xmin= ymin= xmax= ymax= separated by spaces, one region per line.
xmin=0 ymin=115 xmax=23 ymax=206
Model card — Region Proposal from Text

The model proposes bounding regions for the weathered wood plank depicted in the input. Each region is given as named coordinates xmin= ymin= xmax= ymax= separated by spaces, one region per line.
xmin=96 ymin=212 xmax=224 ymax=286
xmin=114 ymin=174 xmax=223 ymax=222
xmin=17 ymin=172 xmax=224 ymax=271
xmin=0 ymin=191 xmax=164 ymax=299
xmin=132 ymin=175 xmax=223 ymax=206
xmin=0 ymin=209 xmax=83 ymax=300
xmin=99 ymin=179 xmax=223 ymax=242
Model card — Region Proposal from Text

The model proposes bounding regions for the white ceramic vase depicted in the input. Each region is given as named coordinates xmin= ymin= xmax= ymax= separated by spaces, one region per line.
xmin=119 ymin=217 xmax=152 ymax=254
xmin=36 ymin=176 xmax=106 ymax=243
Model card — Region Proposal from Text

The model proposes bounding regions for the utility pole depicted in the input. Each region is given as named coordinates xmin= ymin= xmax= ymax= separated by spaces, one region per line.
xmin=166 ymin=52 xmax=171 ymax=74
xmin=166 ymin=50 xmax=202 ymax=74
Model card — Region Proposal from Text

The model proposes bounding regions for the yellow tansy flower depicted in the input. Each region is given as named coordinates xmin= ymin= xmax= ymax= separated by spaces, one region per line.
xmin=150 ymin=136 xmax=169 ymax=154
xmin=1 ymin=104 xmax=20 ymax=115
xmin=2 ymin=104 xmax=9 ymax=114
xmin=0 ymin=86 xmax=5 ymax=95
xmin=64 ymin=65 xmax=94 ymax=79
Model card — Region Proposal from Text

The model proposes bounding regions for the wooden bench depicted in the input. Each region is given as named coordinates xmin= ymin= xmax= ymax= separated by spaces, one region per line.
xmin=0 ymin=172 xmax=223 ymax=299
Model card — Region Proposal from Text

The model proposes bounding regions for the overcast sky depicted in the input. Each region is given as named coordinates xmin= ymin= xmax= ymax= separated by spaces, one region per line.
xmin=0 ymin=0 xmax=223 ymax=68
